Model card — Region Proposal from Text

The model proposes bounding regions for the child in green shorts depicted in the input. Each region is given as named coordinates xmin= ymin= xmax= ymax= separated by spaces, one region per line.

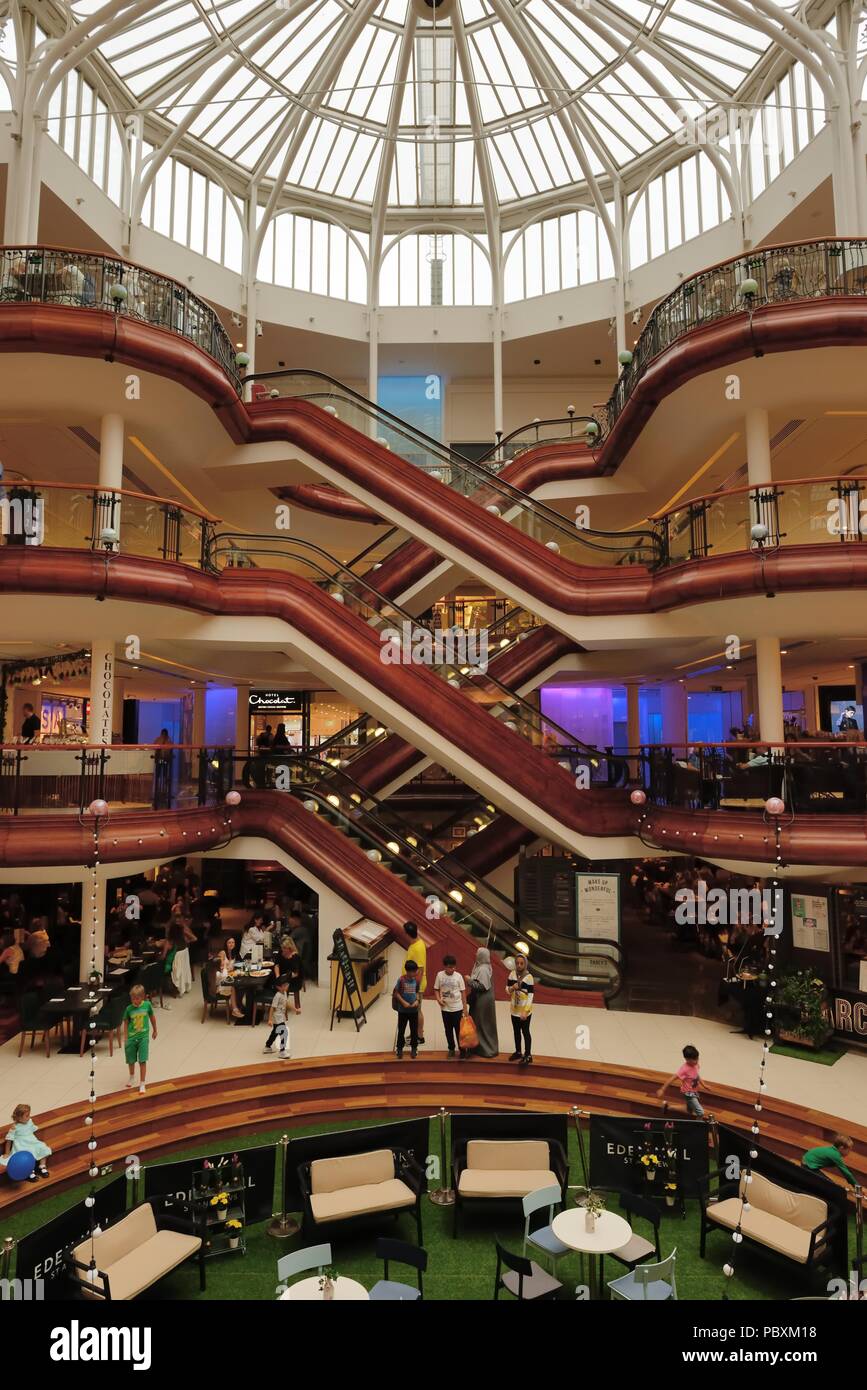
xmin=123 ymin=983 xmax=157 ymax=1095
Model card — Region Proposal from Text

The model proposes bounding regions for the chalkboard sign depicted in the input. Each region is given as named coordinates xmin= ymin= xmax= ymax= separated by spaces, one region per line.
xmin=329 ymin=928 xmax=366 ymax=1031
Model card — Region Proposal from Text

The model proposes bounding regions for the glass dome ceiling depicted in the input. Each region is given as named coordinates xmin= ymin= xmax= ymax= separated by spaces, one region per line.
xmin=73 ymin=0 xmax=787 ymax=213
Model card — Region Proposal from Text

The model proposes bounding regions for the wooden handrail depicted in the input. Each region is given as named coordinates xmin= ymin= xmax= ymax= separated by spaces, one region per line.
xmin=3 ymin=477 xmax=221 ymax=523
xmin=651 ymin=472 xmax=867 ymax=521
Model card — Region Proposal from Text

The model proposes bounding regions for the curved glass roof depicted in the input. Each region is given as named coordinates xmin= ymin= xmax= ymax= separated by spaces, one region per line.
xmin=73 ymin=0 xmax=788 ymax=211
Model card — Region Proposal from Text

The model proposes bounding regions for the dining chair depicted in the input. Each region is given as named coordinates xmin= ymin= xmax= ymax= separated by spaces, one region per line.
xmin=276 ymin=1243 xmax=332 ymax=1288
xmin=522 ymin=1184 xmax=571 ymax=1274
xmin=493 ymin=1240 xmax=563 ymax=1301
xmin=608 ymin=1248 xmax=678 ymax=1301
xmin=602 ymin=1190 xmax=662 ymax=1285
xmin=369 ymin=1237 xmax=427 ymax=1301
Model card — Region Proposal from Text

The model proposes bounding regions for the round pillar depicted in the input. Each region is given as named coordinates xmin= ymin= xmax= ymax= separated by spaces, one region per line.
xmin=755 ymin=636 xmax=784 ymax=747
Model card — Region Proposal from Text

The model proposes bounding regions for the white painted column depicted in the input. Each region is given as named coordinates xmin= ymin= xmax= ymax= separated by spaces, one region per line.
xmin=89 ymin=641 xmax=116 ymax=747
xmin=613 ymin=182 xmax=628 ymax=359
xmin=660 ymin=682 xmax=688 ymax=748
xmin=755 ymin=636 xmax=785 ymax=746
xmin=368 ymin=310 xmax=379 ymax=409
xmin=98 ymin=413 xmax=124 ymax=549
xmin=745 ymin=407 xmax=771 ymax=487
xmin=492 ymin=308 xmax=504 ymax=446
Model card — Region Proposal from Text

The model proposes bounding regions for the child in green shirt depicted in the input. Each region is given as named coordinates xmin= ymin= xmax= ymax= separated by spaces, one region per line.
xmin=801 ymin=1133 xmax=857 ymax=1187
xmin=123 ymin=984 xmax=157 ymax=1095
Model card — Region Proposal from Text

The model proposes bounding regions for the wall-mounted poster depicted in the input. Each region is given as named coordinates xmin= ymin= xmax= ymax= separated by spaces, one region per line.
xmin=791 ymin=892 xmax=831 ymax=953
xmin=576 ymin=873 xmax=621 ymax=961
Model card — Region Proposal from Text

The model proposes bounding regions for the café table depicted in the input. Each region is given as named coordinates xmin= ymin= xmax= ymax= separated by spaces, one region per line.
xmin=227 ymin=966 xmax=273 ymax=1025
xmin=41 ymin=983 xmax=114 ymax=1054
xmin=552 ymin=1206 xmax=632 ymax=1300
xmin=280 ymin=1276 xmax=368 ymax=1302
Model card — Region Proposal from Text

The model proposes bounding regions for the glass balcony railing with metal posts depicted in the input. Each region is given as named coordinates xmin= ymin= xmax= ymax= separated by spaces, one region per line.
xmin=0 ymin=480 xmax=217 ymax=565
xmin=0 ymin=245 xmax=241 ymax=390
xmin=3 ymin=475 xmax=865 ymax=586
xmin=654 ymin=475 xmax=867 ymax=565
xmin=246 ymin=369 xmax=661 ymax=569
xmin=633 ymin=741 xmax=867 ymax=815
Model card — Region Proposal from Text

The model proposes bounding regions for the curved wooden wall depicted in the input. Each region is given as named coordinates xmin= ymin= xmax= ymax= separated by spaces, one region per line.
xmin=2 ymin=1052 xmax=863 ymax=1216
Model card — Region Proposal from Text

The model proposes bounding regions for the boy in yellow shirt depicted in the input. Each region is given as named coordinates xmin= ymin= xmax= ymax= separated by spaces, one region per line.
xmin=403 ymin=921 xmax=427 ymax=1045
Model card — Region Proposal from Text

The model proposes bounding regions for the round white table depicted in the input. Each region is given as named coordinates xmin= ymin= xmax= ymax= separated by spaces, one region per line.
xmin=280 ymin=1275 xmax=369 ymax=1302
xmin=552 ymin=1208 xmax=632 ymax=1300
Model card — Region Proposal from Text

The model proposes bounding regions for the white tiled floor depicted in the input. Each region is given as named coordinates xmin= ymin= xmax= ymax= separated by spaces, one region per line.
xmin=2 ymin=977 xmax=865 ymax=1130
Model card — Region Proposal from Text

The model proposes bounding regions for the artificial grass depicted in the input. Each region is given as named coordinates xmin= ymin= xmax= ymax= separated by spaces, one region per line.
xmin=3 ymin=1118 xmax=858 ymax=1301
xmin=770 ymin=1041 xmax=847 ymax=1066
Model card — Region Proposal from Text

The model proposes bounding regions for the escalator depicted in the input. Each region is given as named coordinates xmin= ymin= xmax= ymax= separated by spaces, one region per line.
xmin=230 ymin=369 xmax=663 ymax=630
xmin=207 ymin=531 xmax=631 ymax=859
xmin=240 ymin=750 xmax=622 ymax=1000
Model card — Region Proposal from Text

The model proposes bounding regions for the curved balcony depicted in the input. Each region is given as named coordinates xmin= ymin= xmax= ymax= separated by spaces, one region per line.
xmin=601 ymin=236 xmax=867 ymax=438
xmin=0 ymin=245 xmax=241 ymax=390
xmin=4 ymin=475 xmax=867 ymax=597
xmin=3 ymin=240 xmax=864 ymax=458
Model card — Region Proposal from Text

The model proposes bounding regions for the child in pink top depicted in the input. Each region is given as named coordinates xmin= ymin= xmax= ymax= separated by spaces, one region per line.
xmin=657 ymin=1044 xmax=713 ymax=1118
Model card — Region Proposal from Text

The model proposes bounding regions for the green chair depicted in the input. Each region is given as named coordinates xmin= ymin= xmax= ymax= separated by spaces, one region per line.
xmin=17 ymin=992 xmax=57 ymax=1057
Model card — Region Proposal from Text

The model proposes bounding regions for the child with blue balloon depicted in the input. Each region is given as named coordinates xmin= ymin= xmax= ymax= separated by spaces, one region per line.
xmin=1 ymin=1103 xmax=51 ymax=1182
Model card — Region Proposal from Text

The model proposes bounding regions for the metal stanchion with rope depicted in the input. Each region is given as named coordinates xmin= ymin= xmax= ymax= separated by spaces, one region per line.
xmin=428 ymin=1107 xmax=455 ymax=1206
xmin=569 ymin=1106 xmax=590 ymax=1190
xmin=267 ymin=1133 xmax=300 ymax=1239
xmin=1 ymin=1235 xmax=15 ymax=1284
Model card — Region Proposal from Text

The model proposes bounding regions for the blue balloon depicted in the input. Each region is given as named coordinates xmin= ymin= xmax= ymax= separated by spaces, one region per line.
xmin=6 ymin=1151 xmax=36 ymax=1181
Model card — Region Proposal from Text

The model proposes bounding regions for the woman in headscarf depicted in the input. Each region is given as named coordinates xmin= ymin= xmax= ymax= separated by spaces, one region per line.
xmin=467 ymin=947 xmax=498 ymax=1057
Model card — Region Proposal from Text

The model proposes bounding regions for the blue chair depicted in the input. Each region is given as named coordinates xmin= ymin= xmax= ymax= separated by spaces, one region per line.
xmin=369 ymin=1237 xmax=427 ymax=1301
xmin=608 ymin=1248 xmax=677 ymax=1301
xmin=522 ymin=1184 xmax=570 ymax=1273
xmin=276 ymin=1242 xmax=332 ymax=1289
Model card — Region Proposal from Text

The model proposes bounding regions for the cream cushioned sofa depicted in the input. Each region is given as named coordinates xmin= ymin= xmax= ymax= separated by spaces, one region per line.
xmin=66 ymin=1201 xmax=203 ymax=1300
xmin=298 ymin=1147 xmax=425 ymax=1241
xmin=700 ymin=1169 xmax=834 ymax=1283
xmin=453 ymin=1138 xmax=568 ymax=1235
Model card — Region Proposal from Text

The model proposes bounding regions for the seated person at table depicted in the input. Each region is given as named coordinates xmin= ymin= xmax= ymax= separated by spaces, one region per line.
xmin=273 ymin=936 xmax=304 ymax=1013
xmin=240 ymin=913 xmax=267 ymax=959
xmin=802 ymin=1134 xmax=857 ymax=1188
xmin=206 ymin=939 xmax=244 ymax=1020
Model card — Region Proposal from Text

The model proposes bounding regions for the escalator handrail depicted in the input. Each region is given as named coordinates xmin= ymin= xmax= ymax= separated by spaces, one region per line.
xmin=244 ymin=368 xmax=662 ymax=563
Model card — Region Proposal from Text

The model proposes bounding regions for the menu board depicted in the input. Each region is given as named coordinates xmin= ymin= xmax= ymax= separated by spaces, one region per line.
xmin=791 ymin=892 xmax=831 ymax=953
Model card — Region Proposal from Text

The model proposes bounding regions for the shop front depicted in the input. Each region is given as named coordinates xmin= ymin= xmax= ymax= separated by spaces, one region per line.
xmin=248 ymin=690 xmax=308 ymax=750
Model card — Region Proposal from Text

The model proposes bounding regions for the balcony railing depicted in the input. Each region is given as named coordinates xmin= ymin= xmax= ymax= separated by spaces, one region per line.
xmin=632 ymin=741 xmax=867 ymax=815
xmin=653 ymin=475 xmax=867 ymax=564
xmin=1 ymin=240 xmax=865 ymax=445
xmin=0 ymin=245 xmax=241 ymax=391
xmin=600 ymin=237 xmax=867 ymax=436
xmin=0 ymin=481 xmax=217 ymax=566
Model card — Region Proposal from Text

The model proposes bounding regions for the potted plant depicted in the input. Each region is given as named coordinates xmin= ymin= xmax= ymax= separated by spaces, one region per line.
xmin=318 ymin=1265 xmax=338 ymax=1301
xmin=583 ymin=1190 xmax=606 ymax=1234
xmin=226 ymin=1218 xmax=243 ymax=1250
xmin=210 ymin=1191 xmax=229 ymax=1221
xmin=664 ymin=1181 xmax=678 ymax=1208
xmin=639 ymin=1152 xmax=661 ymax=1182
xmin=775 ymin=970 xmax=833 ymax=1049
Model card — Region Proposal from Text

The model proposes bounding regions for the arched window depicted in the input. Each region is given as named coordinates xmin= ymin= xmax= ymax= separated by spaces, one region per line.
xmin=257 ymin=211 xmax=368 ymax=303
xmin=504 ymin=210 xmax=614 ymax=302
xmin=379 ymin=233 xmax=491 ymax=306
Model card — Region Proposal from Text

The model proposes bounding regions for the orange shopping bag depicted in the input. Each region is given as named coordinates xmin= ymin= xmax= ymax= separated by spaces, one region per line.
xmin=459 ymin=1014 xmax=479 ymax=1050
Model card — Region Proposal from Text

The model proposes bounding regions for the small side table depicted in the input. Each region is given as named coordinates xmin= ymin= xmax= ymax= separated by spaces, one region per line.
xmin=552 ymin=1207 xmax=632 ymax=1300
xmin=280 ymin=1275 xmax=369 ymax=1301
